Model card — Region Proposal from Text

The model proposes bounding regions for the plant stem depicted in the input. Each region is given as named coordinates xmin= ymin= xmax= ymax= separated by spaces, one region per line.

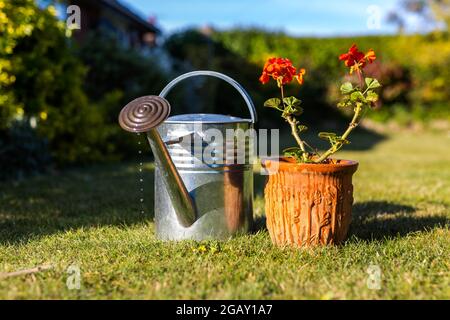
xmin=342 ymin=106 xmax=361 ymax=139
xmin=303 ymin=140 xmax=322 ymax=157
xmin=314 ymin=67 xmax=366 ymax=164
xmin=280 ymin=85 xmax=308 ymax=161
xmin=353 ymin=62 xmax=365 ymax=89
xmin=356 ymin=68 xmax=364 ymax=89
xmin=314 ymin=105 xmax=362 ymax=163
xmin=286 ymin=115 xmax=308 ymax=161
xmin=313 ymin=145 xmax=336 ymax=164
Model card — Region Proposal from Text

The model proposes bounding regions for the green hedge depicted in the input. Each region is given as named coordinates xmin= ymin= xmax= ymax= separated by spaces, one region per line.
xmin=2 ymin=2 xmax=449 ymax=174
xmin=212 ymin=29 xmax=450 ymax=123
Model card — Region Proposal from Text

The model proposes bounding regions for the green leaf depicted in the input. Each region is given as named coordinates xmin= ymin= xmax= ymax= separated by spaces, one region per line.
xmin=289 ymin=106 xmax=304 ymax=116
xmin=282 ymin=107 xmax=303 ymax=116
xmin=369 ymin=79 xmax=381 ymax=89
xmin=318 ymin=132 xmax=337 ymax=140
xmin=283 ymin=147 xmax=302 ymax=152
xmin=340 ymin=82 xmax=354 ymax=94
xmin=350 ymin=91 xmax=366 ymax=102
xmin=337 ymin=95 xmax=352 ymax=108
xmin=337 ymin=101 xmax=350 ymax=108
xmin=366 ymin=90 xmax=379 ymax=102
xmin=365 ymin=77 xmax=381 ymax=89
xmin=282 ymin=96 xmax=303 ymax=116
xmin=319 ymin=132 xmax=350 ymax=147
xmin=335 ymin=137 xmax=350 ymax=145
xmin=283 ymin=147 xmax=305 ymax=162
xmin=283 ymin=96 xmax=301 ymax=107
xmin=297 ymin=125 xmax=308 ymax=133
xmin=264 ymin=98 xmax=282 ymax=110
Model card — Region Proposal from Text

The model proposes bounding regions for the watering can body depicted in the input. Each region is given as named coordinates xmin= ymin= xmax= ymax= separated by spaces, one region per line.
xmin=120 ymin=71 xmax=257 ymax=241
xmin=155 ymin=115 xmax=254 ymax=240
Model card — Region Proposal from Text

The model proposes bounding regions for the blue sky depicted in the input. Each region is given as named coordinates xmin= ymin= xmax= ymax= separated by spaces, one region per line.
xmin=122 ymin=0 xmax=411 ymax=37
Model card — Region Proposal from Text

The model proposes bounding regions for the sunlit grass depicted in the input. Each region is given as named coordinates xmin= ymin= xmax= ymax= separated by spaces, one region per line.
xmin=0 ymin=131 xmax=449 ymax=299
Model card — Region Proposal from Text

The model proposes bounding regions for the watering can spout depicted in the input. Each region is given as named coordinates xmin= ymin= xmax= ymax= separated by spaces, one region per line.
xmin=118 ymin=95 xmax=197 ymax=227
xmin=146 ymin=129 xmax=197 ymax=227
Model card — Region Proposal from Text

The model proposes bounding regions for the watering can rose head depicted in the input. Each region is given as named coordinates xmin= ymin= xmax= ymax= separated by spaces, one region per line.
xmin=260 ymin=44 xmax=381 ymax=164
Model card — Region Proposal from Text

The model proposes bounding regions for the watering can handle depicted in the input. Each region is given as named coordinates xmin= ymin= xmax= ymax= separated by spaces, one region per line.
xmin=159 ymin=70 xmax=257 ymax=123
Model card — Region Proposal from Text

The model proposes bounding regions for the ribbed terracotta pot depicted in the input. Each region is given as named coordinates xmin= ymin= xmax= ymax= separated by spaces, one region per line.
xmin=262 ymin=158 xmax=358 ymax=247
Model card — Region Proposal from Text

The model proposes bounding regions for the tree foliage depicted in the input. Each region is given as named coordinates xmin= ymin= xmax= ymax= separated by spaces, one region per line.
xmin=0 ymin=1 xmax=113 ymax=164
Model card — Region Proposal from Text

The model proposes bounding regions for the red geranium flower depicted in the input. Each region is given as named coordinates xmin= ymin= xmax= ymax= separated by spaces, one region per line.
xmin=365 ymin=49 xmax=376 ymax=64
xmin=259 ymin=57 xmax=305 ymax=86
xmin=339 ymin=44 xmax=376 ymax=73
xmin=339 ymin=44 xmax=365 ymax=67
xmin=295 ymin=68 xmax=306 ymax=85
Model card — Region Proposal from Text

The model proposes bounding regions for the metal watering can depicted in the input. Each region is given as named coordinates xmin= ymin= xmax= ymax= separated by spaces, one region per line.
xmin=119 ymin=71 xmax=257 ymax=240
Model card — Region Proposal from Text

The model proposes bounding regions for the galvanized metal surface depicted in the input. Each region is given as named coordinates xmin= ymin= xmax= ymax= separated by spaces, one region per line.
xmin=153 ymin=70 xmax=256 ymax=240
xmin=165 ymin=113 xmax=252 ymax=124
xmin=154 ymin=164 xmax=254 ymax=240
xmin=160 ymin=70 xmax=257 ymax=123
xmin=155 ymin=121 xmax=254 ymax=240
xmin=147 ymin=130 xmax=197 ymax=227
xmin=159 ymin=121 xmax=253 ymax=169
xmin=120 ymin=70 xmax=257 ymax=241
xmin=119 ymin=95 xmax=197 ymax=227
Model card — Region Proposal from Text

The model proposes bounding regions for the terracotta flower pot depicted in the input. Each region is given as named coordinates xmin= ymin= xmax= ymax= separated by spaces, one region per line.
xmin=262 ymin=157 xmax=358 ymax=247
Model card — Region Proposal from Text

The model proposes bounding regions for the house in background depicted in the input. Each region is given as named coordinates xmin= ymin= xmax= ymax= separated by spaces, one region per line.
xmin=69 ymin=0 xmax=161 ymax=49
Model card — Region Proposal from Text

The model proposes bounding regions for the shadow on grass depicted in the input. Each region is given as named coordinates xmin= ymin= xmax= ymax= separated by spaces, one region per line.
xmin=353 ymin=201 xmax=416 ymax=216
xmin=350 ymin=200 xmax=449 ymax=241
xmin=0 ymin=162 xmax=155 ymax=244
xmin=3 ymin=162 xmax=446 ymax=245
xmin=250 ymin=198 xmax=449 ymax=240
xmin=252 ymin=216 xmax=267 ymax=233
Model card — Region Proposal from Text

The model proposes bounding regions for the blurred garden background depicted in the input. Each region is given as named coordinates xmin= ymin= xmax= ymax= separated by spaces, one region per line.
xmin=0 ymin=0 xmax=449 ymax=299
xmin=1 ymin=0 xmax=449 ymax=177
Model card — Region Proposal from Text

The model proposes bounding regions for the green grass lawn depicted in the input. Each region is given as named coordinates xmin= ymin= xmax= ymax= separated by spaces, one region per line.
xmin=0 ymin=131 xmax=449 ymax=299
